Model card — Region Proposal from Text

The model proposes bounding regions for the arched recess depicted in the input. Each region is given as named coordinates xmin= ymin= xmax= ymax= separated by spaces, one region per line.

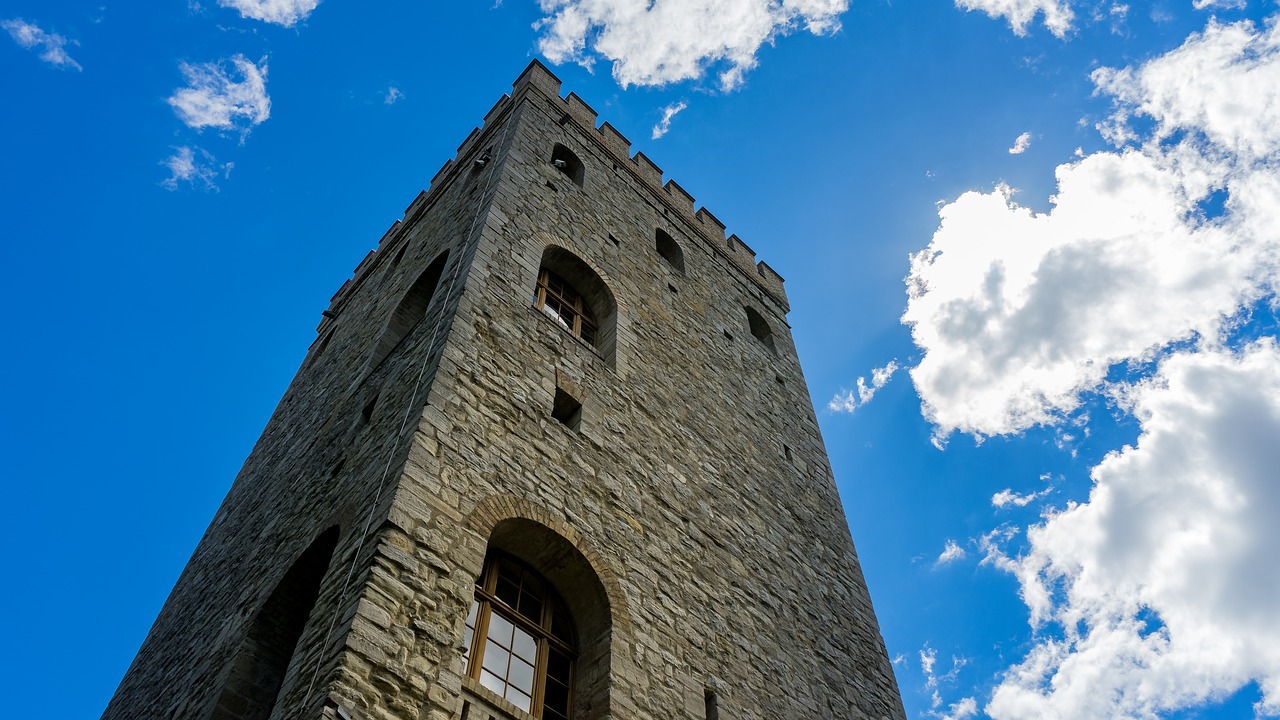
xmin=535 ymin=245 xmax=618 ymax=367
xmin=465 ymin=512 xmax=617 ymax=720
xmin=655 ymin=229 xmax=684 ymax=275
xmin=550 ymin=143 xmax=585 ymax=188
xmin=210 ymin=527 xmax=339 ymax=720
xmin=365 ymin=250 xmax=450 ymax=373
xmin=744 ymin=305 xmax=776 ymax=353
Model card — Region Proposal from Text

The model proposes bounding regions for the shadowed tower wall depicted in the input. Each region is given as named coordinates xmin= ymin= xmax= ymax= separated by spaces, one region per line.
xmin=103 ymin=61 xmax=906 ymax=720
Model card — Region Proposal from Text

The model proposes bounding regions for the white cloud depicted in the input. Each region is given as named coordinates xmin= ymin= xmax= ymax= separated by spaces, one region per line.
xmin=161 ymin=144 xmax=231 ymax=189
xmin=937 ymin=697 xmax=979 ymax=720
xmin=987 ymin=341 xmax=1280 ymax=719
xmin=921 ymin=645 xmax=938 ymax=677
xmin=534 ymin=0 xmax=848 ymax=90
xmin=161 ymin=146 xmax=230 ymax=191
xmin=954 ymin=0 xmax=1073 ymax=37
xmin=384 ymin=86 xmax=404 ymax=105
xmin=2 ymin=18 xmax=82 ymax=71
xmin=903 ymin=18 xmax=1280 ymax=440
xmin=168 ymin=54 xmax=271 ymax=136
xmin=936 ymin=539 xmax=968 ymax=565
xmin=829 ymin=360 xmax=899 ymax=413
xmin=1193 ymin=0 xmax=1246 ymax=10
xmin=992 ymin=486 xmax=1050 ymax=507
xmin=651 ymin=100 xmax=688 ymax=139
xmin=1009 ymin=131 xmax=1033 ymax=154
xmin=218 ymin=0 xmax=319 ymax=26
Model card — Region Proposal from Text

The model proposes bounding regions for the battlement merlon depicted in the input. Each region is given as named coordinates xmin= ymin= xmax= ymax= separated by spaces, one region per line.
xmin=511 ymin=59 xmax=790 ymax=312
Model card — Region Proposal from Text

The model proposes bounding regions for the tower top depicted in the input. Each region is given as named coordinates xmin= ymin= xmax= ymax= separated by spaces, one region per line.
xmin=381 ymin=59 xmax=790 ymax=313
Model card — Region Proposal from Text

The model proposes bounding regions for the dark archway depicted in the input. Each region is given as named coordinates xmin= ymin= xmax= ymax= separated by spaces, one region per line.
xmin=366 ymin=250 xmax=449 ymax=373
xmin=210 ymin=527 xmax=339 ymax=720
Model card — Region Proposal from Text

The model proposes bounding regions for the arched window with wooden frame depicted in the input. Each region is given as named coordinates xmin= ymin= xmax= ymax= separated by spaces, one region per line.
xmin=536 ymin=268 xmax=598 ymax=347
xmin=463 ymin=553 xmax=576 ymax=719
xmin=532 ymin=246 xmax=617 ymax=367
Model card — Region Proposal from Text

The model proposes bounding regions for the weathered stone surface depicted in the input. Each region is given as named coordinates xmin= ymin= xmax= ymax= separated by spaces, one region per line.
xmin=103 ymin=60 xmax=904 ymax=720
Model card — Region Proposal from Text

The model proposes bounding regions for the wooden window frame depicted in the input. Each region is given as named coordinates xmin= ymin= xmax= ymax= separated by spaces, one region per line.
xmin=535 ymin=268 xmax=598 ymax=347
xmin=464 ymin=553 xmax=576 ymax=719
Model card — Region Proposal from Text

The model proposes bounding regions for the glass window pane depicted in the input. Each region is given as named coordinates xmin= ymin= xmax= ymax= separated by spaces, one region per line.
xmin=479 ymin=669 xmax=505 ymax=697
xmin=543 ymin=678 xmax=569 ymax=714
xmin=486 ymin=612 xmax=514 ymax=648
xmin=481 ymin=641 xmax=510 ymax=677
xmin=508 ymin=656 xmax=535 ymax=694
xmin=517 ymin=592 xmax=543 ymax=624
xmin=495 ymin=576 xmax=521 ymax=608
xmin=466 ymin=600 xmax=479 ymax=627
xmin=505 ymin=686 xmax=532 ymax=712
xmin=547 ymin=649 xmax=571 ymax=682
xmin=511 ymin=626 xmax=537 ymax=663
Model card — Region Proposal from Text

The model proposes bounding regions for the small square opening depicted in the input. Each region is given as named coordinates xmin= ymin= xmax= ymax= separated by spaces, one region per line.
xmin=552 ymin=388 xmax=583 ymax=431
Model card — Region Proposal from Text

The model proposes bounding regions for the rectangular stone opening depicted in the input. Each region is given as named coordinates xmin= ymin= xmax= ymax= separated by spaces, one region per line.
xmin=552 ymin=388 xmax=582 ymax=431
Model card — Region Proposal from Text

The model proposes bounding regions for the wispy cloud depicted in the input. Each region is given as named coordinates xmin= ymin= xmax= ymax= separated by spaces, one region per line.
xmin=535 ymin=0 xmax=848 ymax=90
xmin=384 ymin=86 xmax=404 ymax=105
xmin=160 ymin=146 xmax=231 ymax=191
xmin=2 ymin=18 xmax=81 ymax=71
xmin=936 ymin=539 xmax=968 ymax=566
xmin=168 ymin=54 xmax=270 ymax=137
xmin=1008 ymin=130 xmax=1032 ymax=154
xmin=991 ymin=486 xmax=1051 ymax=508
xmin=954 ymin=0 xmax=1073 ymax=37
xmin=218 ymin=0 xmax=319 ymax=26
xmin=651 ymin=100 xmax=688 ymax=139
xmin=829 ymin=360 xmax=899 ymax=413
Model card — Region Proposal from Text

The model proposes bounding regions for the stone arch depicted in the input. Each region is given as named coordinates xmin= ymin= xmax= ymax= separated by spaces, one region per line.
xmin=365 ymin=249 xmax=450 ymax=374
xmin=210 ymin=526 xmax=339 ymax=720
xmin=466 ymin=496 xmax=628 ymax=720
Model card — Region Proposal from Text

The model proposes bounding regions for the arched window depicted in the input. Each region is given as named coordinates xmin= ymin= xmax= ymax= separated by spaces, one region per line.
xmin=745 ymin=306 xmax=776 ymax=352
xmin=551 ymin=144 xmax=585 ymax=188
xmin=655 ymin=229 xmax=684 ymax=275
xmin=211 ymin=528 xmax=339 ymax=720
xmin=463 ymin=553 xmax=576 ymax=719
xmin=365 ymin=250 xmax=449 ymax=373
xmin=533 ymin=247 xmax=617 ymax=366
xmin=536 ymin=268 xmax=598 ymax=346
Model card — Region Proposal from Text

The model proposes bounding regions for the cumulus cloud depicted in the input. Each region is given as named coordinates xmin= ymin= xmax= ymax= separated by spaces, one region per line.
xmin=829 ymin=360 xmax=899 ymax=413
xmin=987 ymin=341 xmax=1280 ymax=718
xmin=534 ymin=0 xmax=848 ymax=89
xmin=2 ymin=18 xmax=81 ymax=70
xmin=903 ymin=18 xmax=1280 ymax=439
xmin=954 ymin=0 xmax=1073 ymax=37
xmin=218 ymin=0 xmax=319 ymax=26
xmin=1009 ymin=131 xmax=1032 ymax=154
xmin=161 ymin=146 xmax=229 ymax=191
xmin=936 ymin=539 xmax=968 ymax=565
xmin=936 ymin=697 xmax=979 ymax=720
xmin=168 ymin=55 xmax=270 ymax=136
xmin=651 ymin=100 xmax=688 ymax=139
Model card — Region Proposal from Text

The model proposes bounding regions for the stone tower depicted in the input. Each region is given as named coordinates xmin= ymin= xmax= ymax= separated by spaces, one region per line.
xmin=104 ymin=61 xmax=905 ymax=720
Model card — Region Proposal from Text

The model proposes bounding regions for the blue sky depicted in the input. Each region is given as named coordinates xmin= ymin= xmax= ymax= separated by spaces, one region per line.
xmin=3 ymin=1 xmax=1278 ymax=718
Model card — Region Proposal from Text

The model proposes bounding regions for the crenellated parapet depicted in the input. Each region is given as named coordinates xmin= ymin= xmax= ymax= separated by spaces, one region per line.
xmin=321 ymin=59 xmax=790 ymax=333
xmin=509 ymin=60 xmax=789 ymax=311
